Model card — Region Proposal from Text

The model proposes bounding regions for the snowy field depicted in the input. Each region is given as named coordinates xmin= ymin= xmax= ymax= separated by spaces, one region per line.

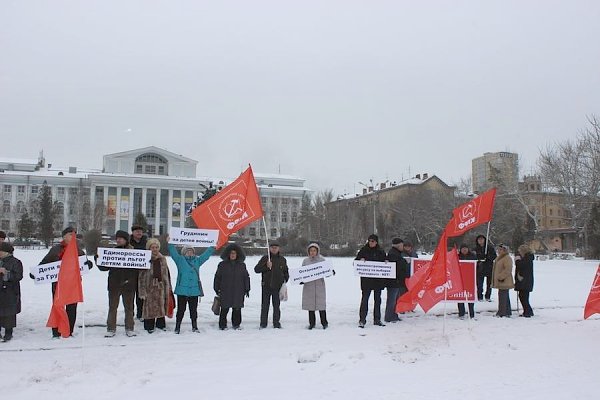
xmin=2 ymin=249 xmax=599 ymax=400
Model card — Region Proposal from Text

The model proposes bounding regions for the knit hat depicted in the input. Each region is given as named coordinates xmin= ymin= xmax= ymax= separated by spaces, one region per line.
xmin=62 ymin=227 xmax=75 ymax=236
xmin=403 ymin=240 xmax=413 ymax=247
xmin=131 ymin=225 xmax=145 ymax=232
xmin=392 ymin=237 xmax=404 ymax=245
xmin=115 ymin=230 xmax=130 ymax=241
xmin=368 ymin=234 xmax=379 ymax=243
xmin=459 ymin=243 xmax=470 ymax=250
xmin=307 ymin=243 xmax=320 ymax=254
xmin=269 ymin=242 xmax=280 ymax=247
xmin=0 ymin=230 xmax=6 ymax=239
xmin=0 ymin=242 xmax=14 ymax=254
xmin=181 ymin=246 xmax=195 ymax=255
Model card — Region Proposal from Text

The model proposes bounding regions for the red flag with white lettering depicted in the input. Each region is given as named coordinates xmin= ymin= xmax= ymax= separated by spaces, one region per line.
xmin=584 ymin=265 xmax=600 ymax=319
xmin=417 ymin=249 xmax=464 ymax=313
xmin=191 ymin=166 xmax=264 ymax=249
xmin=445 ymin=188 xmax=497 ymax=237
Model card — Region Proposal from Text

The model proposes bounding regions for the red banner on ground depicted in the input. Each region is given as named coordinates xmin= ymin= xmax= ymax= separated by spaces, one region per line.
xmin=584 ymin=264 xmax=600 ymax=319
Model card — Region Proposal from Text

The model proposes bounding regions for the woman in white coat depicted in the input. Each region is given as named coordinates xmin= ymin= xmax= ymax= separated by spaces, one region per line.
xmin=301 ymin=243 xmax=329 ymax=329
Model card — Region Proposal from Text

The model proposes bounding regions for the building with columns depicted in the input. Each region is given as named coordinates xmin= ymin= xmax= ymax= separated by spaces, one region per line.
xmin=0 ymin=147 xmax=310 ymax=240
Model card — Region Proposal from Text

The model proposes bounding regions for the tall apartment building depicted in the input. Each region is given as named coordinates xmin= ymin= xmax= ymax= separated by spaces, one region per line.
xmin=472 ymin=151 xmax=519 ymax=194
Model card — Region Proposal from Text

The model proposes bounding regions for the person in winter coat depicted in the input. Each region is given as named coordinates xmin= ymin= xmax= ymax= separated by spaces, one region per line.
xmin=138 ymin=238 xmax=172 ymax=333
xmin=0 ymin=242 xmax=22 ymax=342
xmin=356 ymin=234 xmax=387 ymax=328
xmin=301 ymin=243 xmax=329 ymax=329
xmin=492 ymin=243 xmax=514 ymax=317
xmin=38 ymin=227 xmax=93 ymax=338
xmin=168 ymin=241 xmax=215 ymax=333
xmin=385 ymin=238 xmax=410 ymax=323
xmin=96 ymin=230 xmax=138 ymax=337
xmin=457 ymin=244 xmax=476 ymax=319
xmin=0 ymin=231 xmax=6 ymax=243
xmin=130 ymin=225 xmax=148 ymax=320
xmin=514 ymin=244 xmax=534 ymax=317
xmin=475 ymin=235 xmax=496 ymax=301
xmin=214 ymin=244 xmax=250 ymax=330
xmin=254 ymin=242 xmax=289 ymax=329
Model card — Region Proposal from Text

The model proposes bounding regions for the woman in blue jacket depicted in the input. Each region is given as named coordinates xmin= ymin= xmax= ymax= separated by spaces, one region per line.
xmin=168 ymin=243 xmax=215 ymax=333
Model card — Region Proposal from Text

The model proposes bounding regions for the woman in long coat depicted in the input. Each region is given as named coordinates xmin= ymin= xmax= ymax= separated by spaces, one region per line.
xmin=138 ymin=238 xmax=172 ymax=333
xmin=514 ymin=244 xmax=534 ymax=317
xmin=492 ymin=244 xmax=514 ymax=317
xmin=0 ymin=242 xmax=23 ymax=342
xmin=213 ymin=244 xmax=250 ymax=330
xmin=301 ymin=243 xmax=328 ymax=329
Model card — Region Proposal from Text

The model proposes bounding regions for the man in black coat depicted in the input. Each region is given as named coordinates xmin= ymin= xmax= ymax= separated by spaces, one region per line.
xmin=97 ymin=230 xmax=138 ymax=337
xmin=356 ymin=234 xmax=387 ymax=328
xmin=475 ymin=235 xmax=496 ymax=301
xmin=254 ymin=242 xmax=289 ymax=329
xmin=385 ymin=238 xmax=410 ymax=323
xmin=130 ymin=225 xmax=147 ymax=320
xmin=0 ymin=242 xmax=23 ymax=342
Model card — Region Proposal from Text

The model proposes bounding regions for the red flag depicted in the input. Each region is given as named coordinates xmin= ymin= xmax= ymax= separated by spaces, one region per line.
xmin=395 ymin=261 xmax=431 ymax=313
xmin=46 ymin=238 xmax=84 ymax=337
xmin=584 ymin=265 xmax=600 ymax=319
xmin=445 ymin=188 xmax=497 ymax=237
xmin=418 ymin=249 xmax=465 ymax=313
xmin=191 ymin=166 xmax=264 ymax=249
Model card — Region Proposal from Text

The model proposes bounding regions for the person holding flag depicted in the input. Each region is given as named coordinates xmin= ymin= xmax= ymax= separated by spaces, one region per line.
xmin=475 ymin=235 xmax=496 ymax=302
xmin=255 ymin=242 xmax=289 ymax=329
xmin=40 ymin=227 xmax=92 ymax=338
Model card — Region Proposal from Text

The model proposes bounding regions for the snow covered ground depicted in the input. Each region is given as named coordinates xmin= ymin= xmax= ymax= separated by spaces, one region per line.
xmin=2 ymin=249 xmax=598 ymax=400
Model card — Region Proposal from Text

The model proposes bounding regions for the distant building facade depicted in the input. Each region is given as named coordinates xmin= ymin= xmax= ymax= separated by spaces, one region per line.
xmin=472 ymin=151 xmax=519 ymax=194
xmin=0 ymin=147 xmax=310 ymax=240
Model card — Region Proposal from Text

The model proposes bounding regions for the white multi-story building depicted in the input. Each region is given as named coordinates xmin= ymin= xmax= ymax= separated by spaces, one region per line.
xmin=0 ymin=147 xmax=310 ymax=240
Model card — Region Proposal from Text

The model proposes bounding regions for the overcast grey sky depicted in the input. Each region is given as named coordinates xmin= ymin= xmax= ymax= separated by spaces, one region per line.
xmin=2 ymin=1 xmax=599 ymax=194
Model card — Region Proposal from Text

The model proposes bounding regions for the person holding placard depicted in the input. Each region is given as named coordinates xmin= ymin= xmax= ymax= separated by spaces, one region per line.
xmin=168 ymin=241 xmax=215 ymax=333
xmin=138 ymin=238 xmax=172 ymax=333
xmin=0 ymin=242 xmax=23 ymax=342
xmin=356 ymin=234 xmax=387 ymax=328
xmin=96 ymin=230 xmax=138 ymax=337
xmin=214 ymin=244 xmax=250 ymax=330
xmin=301 ymin=243 xmax=329 ymax=330
xmin=254 ymin=242 xmax=289 ymax=329
xmin=38 ymin=227 xmax=93 ymax=338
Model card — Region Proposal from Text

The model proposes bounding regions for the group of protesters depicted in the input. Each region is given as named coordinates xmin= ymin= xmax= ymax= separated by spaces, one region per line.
xmin=0 ymin=226 xmax=534 ymax=341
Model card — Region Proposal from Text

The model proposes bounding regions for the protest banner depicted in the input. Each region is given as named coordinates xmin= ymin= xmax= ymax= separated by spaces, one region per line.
xmin=289 ymin=260 xmax=334 ymax=284
xmin=30 ymin=256 xmax=90 ymax=285
xmin=168 ymin=227 xmax=219 ymax=247
xmin=96 ymin=248 xmax=151 ymax=269
xmin=353 ymin=260 xmax=396 ymax=279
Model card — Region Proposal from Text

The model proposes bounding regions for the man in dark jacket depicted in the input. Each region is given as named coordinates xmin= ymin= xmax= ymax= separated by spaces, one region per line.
xmin=130 ymin=225 xmax=147 ymax=320
xmin=38 ymin=227 xmax=93 ymax=338
xmin=254 ymin=242 xmax=289 ymax=329
xmin=97 ymin=230 xmax=138 ymax=337
xmin=385 ymin=238 xmax=410 ymax=322
xmin=457 ymin=243 xmax=477 ymax=319
xmin=356 ymin=234 xmax=387 ymax=328
xmin=0 ymin=242 xmax=23 ymax=342
xmin=475 ymin=235 xmax=496 ymax=301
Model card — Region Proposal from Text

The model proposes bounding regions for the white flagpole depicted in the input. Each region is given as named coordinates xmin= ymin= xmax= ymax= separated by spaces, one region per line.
xmin=442 ymin=286 xmax=448 ymax=336
xmin=484 ymin=222 xmax=491 ymax=256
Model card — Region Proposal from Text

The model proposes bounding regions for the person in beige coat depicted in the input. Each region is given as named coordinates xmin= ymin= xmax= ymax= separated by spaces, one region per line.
xmin=138 ymin=238 xmax=172 ymax=333
xmin=301 ymin=243 xmax=329 ymax=329
xmin=492 ymin=244 xmax=514 ymax=317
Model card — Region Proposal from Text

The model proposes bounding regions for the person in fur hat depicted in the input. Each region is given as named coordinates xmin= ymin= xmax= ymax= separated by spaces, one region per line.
xmin=0 ymin=242 xmax=22 ymax=342
xmin=138 ymin=238 xmax=172 ymax=333
xmin=214 ymin=244 xmax=250 ymax=330
xmin=96 ymin=230 xmax=138 ymax=337
xmin=168 ymin=240 xmax=215 ymax=333
xmin=301 ymin=243 xmax=329 ymax=329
